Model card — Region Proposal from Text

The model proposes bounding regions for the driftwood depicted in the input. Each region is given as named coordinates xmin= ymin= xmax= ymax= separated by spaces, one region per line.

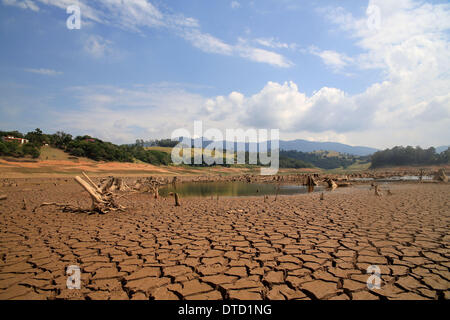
xmin=35 ymin=173 xmax=126 ymax=214
xmin=33 ymin=202 xmax=87 ymax=213
xmin=374 ymin=185 xmax=382 ymax=197
xmin=419 ymin=169 xmax=425 ymax=182
xmin=75 ymin=175 xmax=126 ymax=213
xmin=100 ymin=176 xmax=130 ymax=192
xmin=0 ymin=195 xmax=7 ymax=201
xmin=320 ymin=192 xmax=324 ymax=200
xmin=169 ymin=192 xmax=181 ymax=206
xmin=324 ymin=178 xmax=338 ymax=189
xmin=434 ymin=169 xmax=448 ymax=182
xmin=22 ymin=198 xmax=27 ymax=210
xmin=134 ymin=180 xmax=142 ymax=190
xmin=82 ymin=172 xmax=102 ymax=194
xmin=305 ymin=175 xmax=317 ymax=187
xmin=134 ymin=177 xmax=162 ymax=199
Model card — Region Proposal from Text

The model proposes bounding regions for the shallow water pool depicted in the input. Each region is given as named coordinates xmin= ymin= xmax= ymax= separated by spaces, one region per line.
xmin=159 ymin=182 xmax=326 ymax=198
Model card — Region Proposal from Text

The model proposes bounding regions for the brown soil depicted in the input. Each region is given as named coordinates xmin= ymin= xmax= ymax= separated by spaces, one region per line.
xmin=0 ymin=178 xmax=448 ymax=300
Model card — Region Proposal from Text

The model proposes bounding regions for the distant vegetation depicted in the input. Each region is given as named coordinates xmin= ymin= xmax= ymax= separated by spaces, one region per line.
xmin=135 ymin=139 xmax=179 ymax=148
xmin=3 ymin=129 xmax=447 ymax=170
xmin=278 ymin=155 xmax=315 ymax=168
xmin=0 ymin=130 xmax=41 ymax=158
xmin=279 ymin=150 xmax=367 ymax=169
xmin=370 ymin=146 xmax=450 ymax=168
xmin=0 ymin=129 xmax=170 ymax=165
xmin=0 ymin=129 xmax=364 ymax=169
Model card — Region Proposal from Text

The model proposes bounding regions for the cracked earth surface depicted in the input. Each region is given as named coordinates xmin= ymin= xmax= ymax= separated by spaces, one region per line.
xmin=0 ymin=179 xmax=449 ymax=300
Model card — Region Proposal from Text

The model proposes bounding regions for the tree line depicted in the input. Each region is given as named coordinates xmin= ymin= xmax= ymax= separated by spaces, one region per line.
xmin=279 ymin=150 xmax=364 ymax=169
xmin=135 ymin=139 xmax=179 ymax=148
xmin=0 ymin=129 xmax=170 ymax=165
xmin=370 ymin=146 xmax=450 ymax=168
xmin=3 ymin=129 xmax=447 ymax=169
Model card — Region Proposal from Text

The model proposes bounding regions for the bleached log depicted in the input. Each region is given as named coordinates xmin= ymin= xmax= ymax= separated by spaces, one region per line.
xmin=82 ymin=172 xmax=102 ymax=194
xmin=75 ymin=176 xmax=105 ymax=203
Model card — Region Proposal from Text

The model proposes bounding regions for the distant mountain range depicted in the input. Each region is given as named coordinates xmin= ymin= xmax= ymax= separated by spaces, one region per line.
xmin=436 ymin=145 xmax=449 ymax=153
xmin=176 ymin=137 xmax=379 ymax=156
xmin=278 ymin=139 xmax=378 ymax=156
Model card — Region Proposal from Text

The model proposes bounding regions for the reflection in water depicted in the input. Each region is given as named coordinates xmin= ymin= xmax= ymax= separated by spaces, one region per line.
xmin=160 ymin=182 xmax=325 ymax=198
xmin=351 ymin=175 xmax=433 ymax=182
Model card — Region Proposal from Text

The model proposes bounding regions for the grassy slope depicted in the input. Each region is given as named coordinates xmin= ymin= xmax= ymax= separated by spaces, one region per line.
xmin=145 ymin=146 xmax=173 ymax=154
xmin=38 ymin=146 xmax=94 ymax=162
xmin=146 ymin=146 xmax=235 ymax=161
xmin=325 ymin=160 xmax=372 ymax=174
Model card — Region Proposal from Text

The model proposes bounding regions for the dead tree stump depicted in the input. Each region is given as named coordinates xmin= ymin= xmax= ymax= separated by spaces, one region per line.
xmin=374 ymin=185 xmax=382 ymax=197
xmin=74 ymin=175 xmax=125 ymax=214
xmin=169 ymin=192 xmax=181 ymax=206
xmin=305 ymin=175 xmax=317 ymax=187
xmin=324 ymin=178 xmax=338 ymax=189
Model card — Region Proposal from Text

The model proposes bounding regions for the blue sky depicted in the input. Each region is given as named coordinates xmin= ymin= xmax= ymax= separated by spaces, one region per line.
xmin=0 ymin=0 xmax=449 ymax=148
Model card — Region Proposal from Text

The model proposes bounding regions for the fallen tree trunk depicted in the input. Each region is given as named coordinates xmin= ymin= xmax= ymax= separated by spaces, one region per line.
xmin=75 ymin=176 xmax=105 ymax=204
xmin=34 ymin=174 xmax=128 ymax=214
xmin=82 ymin=172 xmax=102 ymax=194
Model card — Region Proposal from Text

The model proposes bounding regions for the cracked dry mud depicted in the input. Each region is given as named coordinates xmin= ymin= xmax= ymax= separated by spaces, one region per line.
xmin=0 ymin=179 xmax=449 ymax=300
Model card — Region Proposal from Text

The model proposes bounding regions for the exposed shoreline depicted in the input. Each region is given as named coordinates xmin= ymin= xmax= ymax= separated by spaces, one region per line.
xmin=0 ymin=179 xmax=448 ymax=300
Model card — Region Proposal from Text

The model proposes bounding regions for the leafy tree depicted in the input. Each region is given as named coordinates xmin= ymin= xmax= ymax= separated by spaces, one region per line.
xmin=50 ymin=131 xmax=73 ymax=149
xmin=25 ymin=128 xmax=45 ymax=146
